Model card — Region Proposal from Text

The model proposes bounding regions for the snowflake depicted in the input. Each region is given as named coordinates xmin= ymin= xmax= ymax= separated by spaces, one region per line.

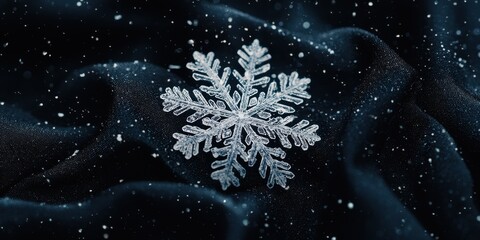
xmin=160 ymin=39 xmax=320 ymax=190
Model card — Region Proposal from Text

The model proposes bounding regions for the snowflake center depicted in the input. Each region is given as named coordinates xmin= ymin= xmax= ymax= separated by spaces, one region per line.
xmin=236 ymin=111 xmax=248 ymax=119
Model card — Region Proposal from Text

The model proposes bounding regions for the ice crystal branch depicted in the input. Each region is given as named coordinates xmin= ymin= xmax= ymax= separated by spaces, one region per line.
xmin=161 ymin=39 xmax=321 ymax=190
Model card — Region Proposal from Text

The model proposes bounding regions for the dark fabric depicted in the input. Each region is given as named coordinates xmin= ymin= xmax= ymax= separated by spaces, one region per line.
xmin=1 ymin=0 xmax=480 ymax=239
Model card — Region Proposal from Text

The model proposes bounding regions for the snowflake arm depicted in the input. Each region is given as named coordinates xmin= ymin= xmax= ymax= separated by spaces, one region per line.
xmin=248 ymin=115 xmax=321 ymax=150
xmin=160 ymin=87 xmax=234 ymax=122
xmin=210 ymin=124 xmax=248 ymax=190
xmin=247 ymin=72 xmax=312 ymax=116
xmin=172 ymin=117 xmax=237 ymax=159
xmin=232 ymin=39 xmax=272 ymax=111
xmin=243 ymin=124 xmax=294 ymax=189
xmin=186 ymin=51 xmax=239 ymax=111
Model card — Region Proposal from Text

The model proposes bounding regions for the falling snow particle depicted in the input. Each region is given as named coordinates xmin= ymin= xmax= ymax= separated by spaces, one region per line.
xmin=116 ymin=134 xmax=123 ymax=142
xmin=302 ymin=21 xmax=310 ymax=29
xmin=70 ymin=150 xmax=80 ymax=158
xmin=114 ymin=15 xmax=122 ymax=21
xmin=347 ymin=202 xmax=354 ymax=209
xmin=168 ymin=65 xmax=181 ymax=70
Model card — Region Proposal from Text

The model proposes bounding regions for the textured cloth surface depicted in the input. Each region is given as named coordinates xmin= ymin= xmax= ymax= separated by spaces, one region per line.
xmin=1 ymin=0 xmax=480 ymax=239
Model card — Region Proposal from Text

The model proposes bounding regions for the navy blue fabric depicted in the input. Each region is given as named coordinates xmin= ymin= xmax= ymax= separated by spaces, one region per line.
xmin=1 ymin=0 xmax=479 ymax=239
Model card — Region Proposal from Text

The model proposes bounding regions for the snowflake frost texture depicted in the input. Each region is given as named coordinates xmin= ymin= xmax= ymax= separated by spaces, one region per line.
xmin=160 ymin=39 xmax=320 ymax=190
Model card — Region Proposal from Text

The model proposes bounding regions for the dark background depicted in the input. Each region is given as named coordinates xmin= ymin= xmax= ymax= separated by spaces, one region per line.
xmin=1 ymin=0 xmax=479 ymax=239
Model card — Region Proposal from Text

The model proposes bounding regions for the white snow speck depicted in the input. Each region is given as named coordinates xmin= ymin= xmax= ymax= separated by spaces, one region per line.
xmin=302 ymin=21 xmax=310 ymax=29
xmin=70 ymin=150 xmax=80 ymax=158
xmin=57 ymin=112 xmax=65 ymax=118
xmin=347 ymin=202 xmax=354 ymax=209
xmin=114 ymin=15 xmax=122 ymax=21
xmin=116 ymin=134 xmax=123 ymax=142
xmin=168 ymin=64 xmax=181 ymax=70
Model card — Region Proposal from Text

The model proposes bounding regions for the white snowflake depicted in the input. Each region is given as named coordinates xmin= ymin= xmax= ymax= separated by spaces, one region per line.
xmin=160 ymin=39 xmax=320 ymax=190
